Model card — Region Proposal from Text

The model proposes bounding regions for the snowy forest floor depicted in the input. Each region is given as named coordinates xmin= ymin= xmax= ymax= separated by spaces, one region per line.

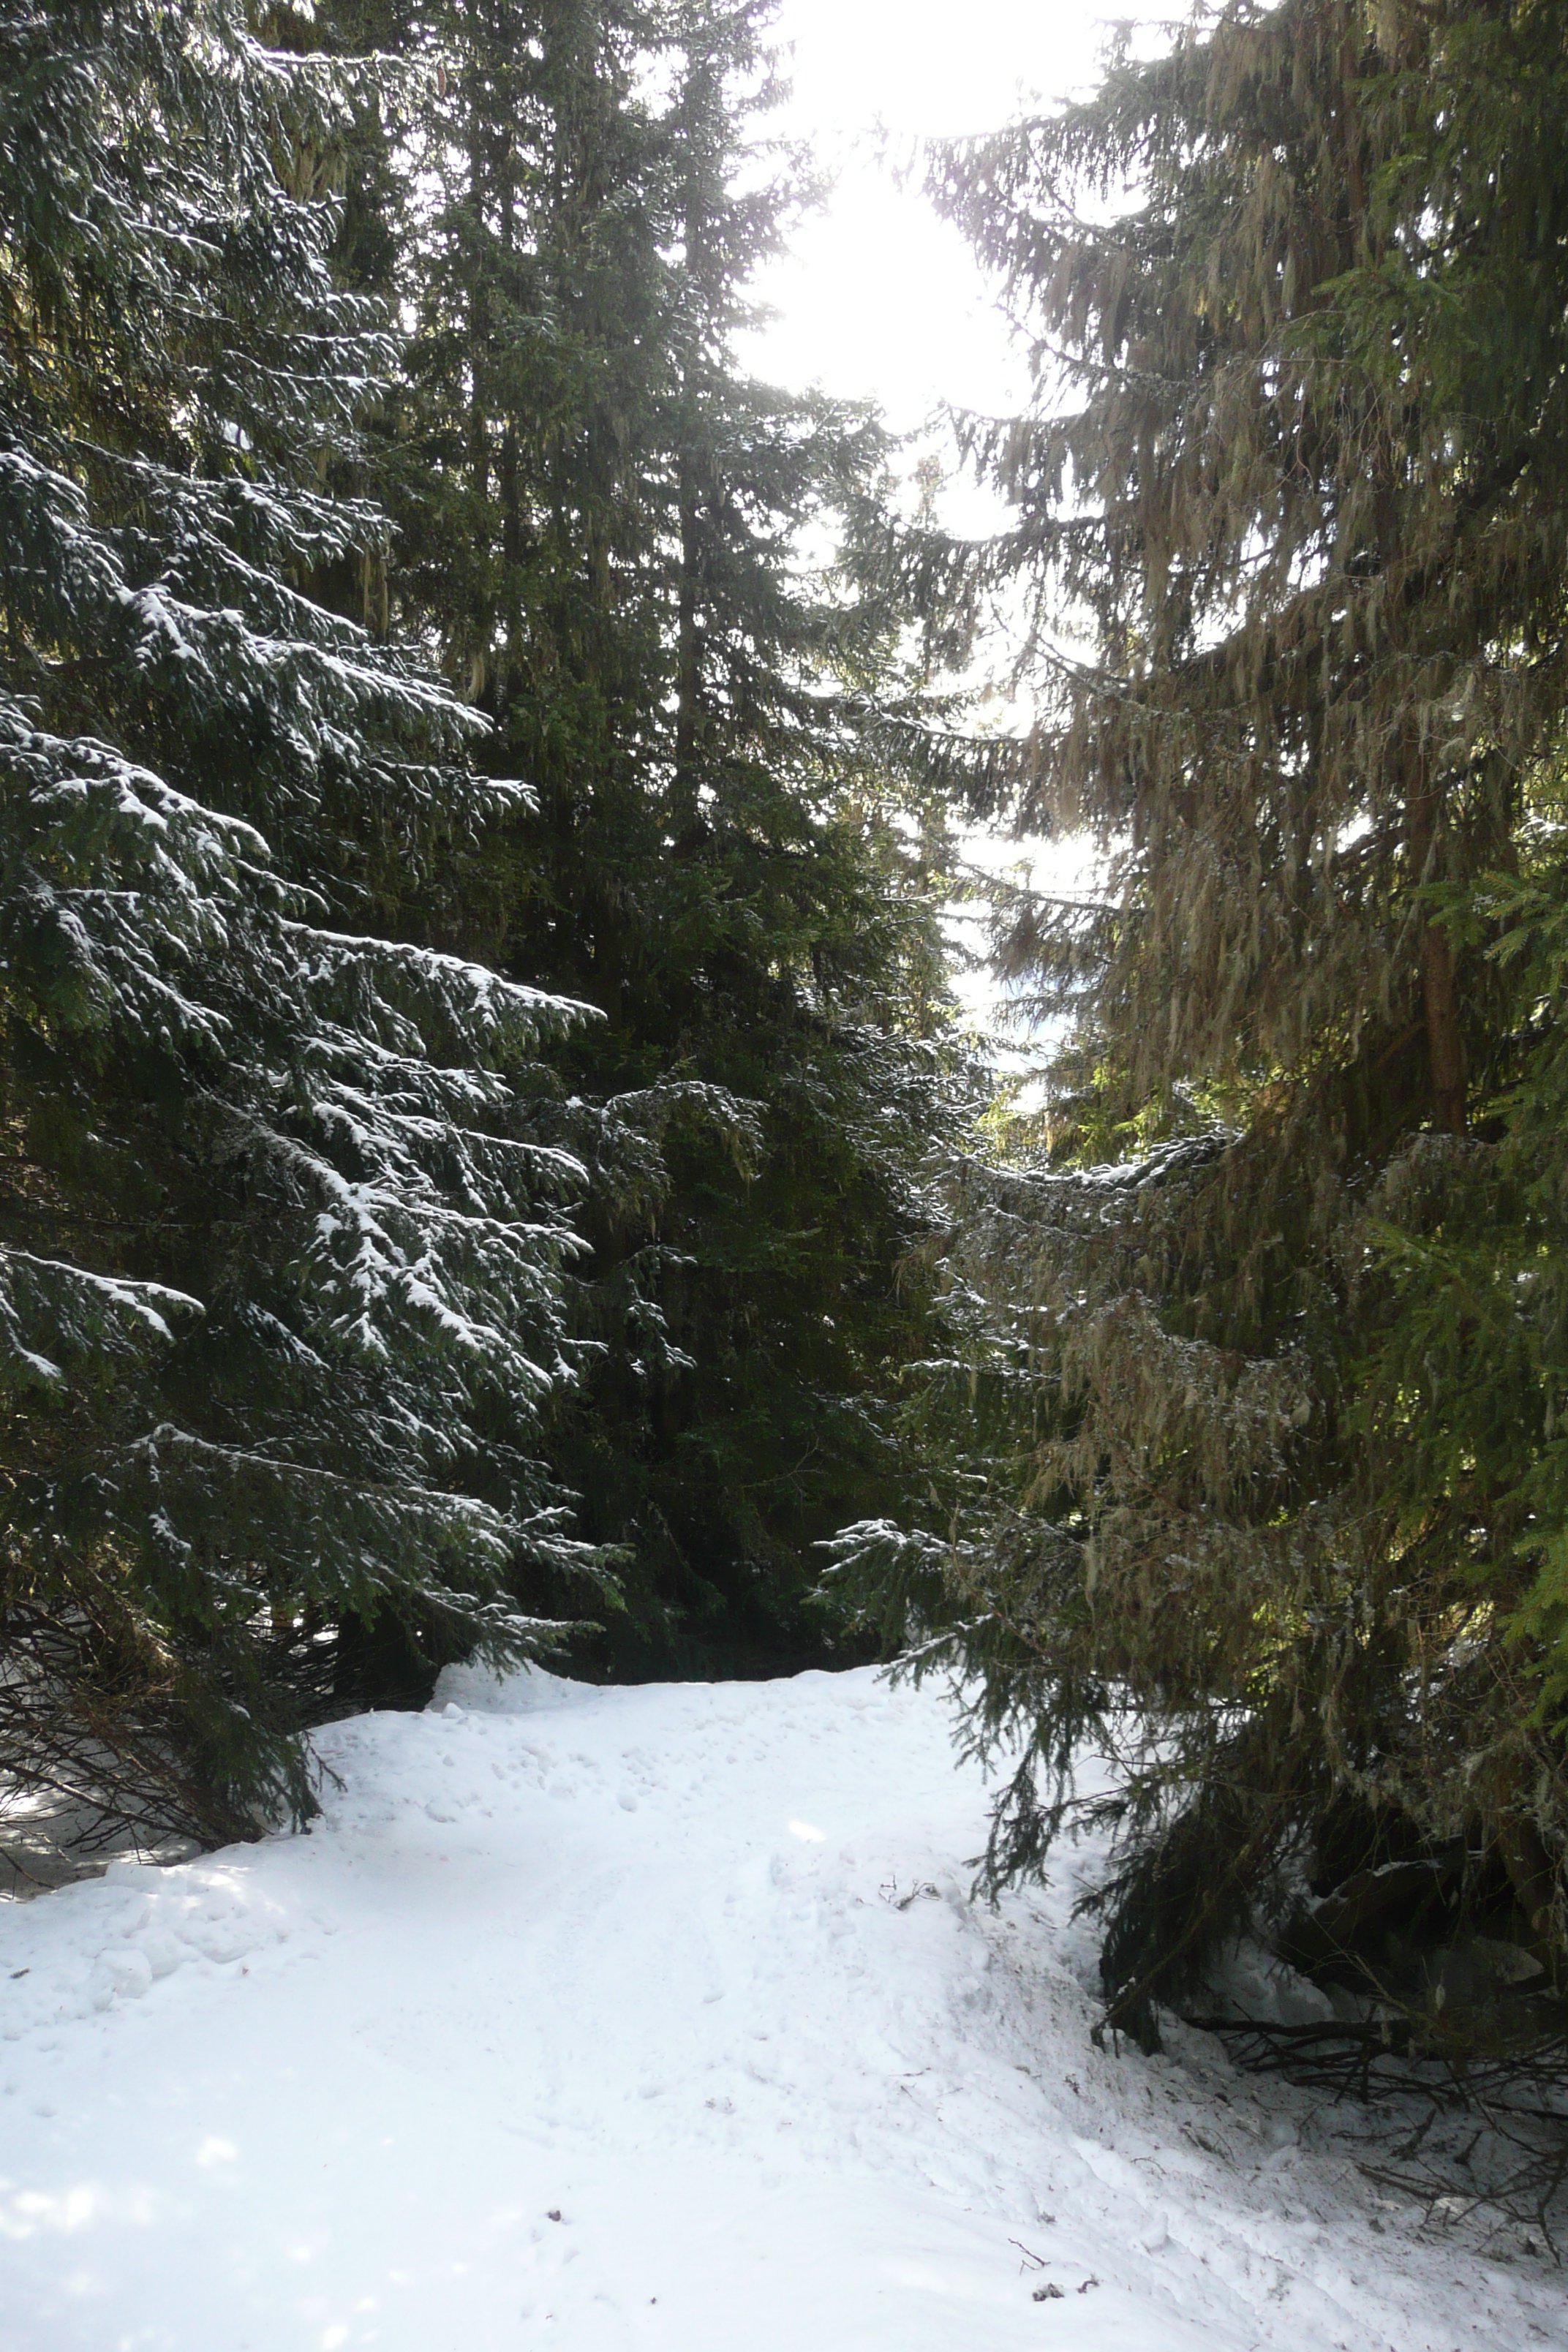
xmin=1 ymin=1665 xmax=1565 ymax=2352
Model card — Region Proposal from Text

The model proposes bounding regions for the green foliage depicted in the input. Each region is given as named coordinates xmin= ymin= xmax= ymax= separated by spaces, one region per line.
xmin=1360 ymin=804 xmax=1568 ymax=1729
xmin=844 ymin=0 xmax=1568 ymax=2035
xmin=323 ymin=0 xmax=976 ymax=1674
xmin=0 ymin=0 xmax=609 ymax=1850
xmin=0 ymin=0 xmax=978 ymax=1868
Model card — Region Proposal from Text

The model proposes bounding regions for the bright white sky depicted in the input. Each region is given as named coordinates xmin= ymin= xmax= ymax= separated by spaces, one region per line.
xmin=739 ymin=0 xmax=1162 ymax=443
xmin=736 ymin=0 xmax=1168 ymax=1039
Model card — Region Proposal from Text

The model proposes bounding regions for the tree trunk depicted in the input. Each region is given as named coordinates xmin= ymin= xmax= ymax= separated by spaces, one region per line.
xmin=1420 ymin=916 xmax=1466 ymax=1135
xmin=1408 ymin=781 xmax=1466 ymax=1134
xmin=674 ymin=453 xmax=701 ymax=833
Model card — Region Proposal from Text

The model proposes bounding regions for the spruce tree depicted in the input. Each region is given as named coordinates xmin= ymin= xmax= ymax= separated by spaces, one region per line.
xmin=335 ymin=0 xmax=973 ymax=1674
xmin=838 ymin=0 xmax=1568 ymax=2032
xmin=0 ymin=0 xmax=606 ymax=1853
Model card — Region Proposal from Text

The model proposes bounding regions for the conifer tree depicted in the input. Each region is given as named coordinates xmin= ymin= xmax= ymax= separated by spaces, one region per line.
xmin=838 ymin=0 xmax=1568 ymax=2032
xmin=0 ymin=0 xmax=607 ymax=1852
xmin=335 ymin=0 xmax=972 ymax=1673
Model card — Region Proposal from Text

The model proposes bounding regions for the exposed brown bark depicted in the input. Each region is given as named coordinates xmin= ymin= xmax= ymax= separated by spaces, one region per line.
xmin=1337 ymin=19 xmax=1365 ymax=243
xmin=1420 ymin=915 xmax=1467 ymax=1135
xmin=361 ymin=546 xmax=388 ymax=638
xmin=674 ymin=456 xmax=701 ymax=829
xmin=467 ymin=138 xmax=489 ymax=508
xmin=1408 ymin=780 xmax=1466 ymax=1134
xmin=673 ymin=125 xmax=706 ymax=841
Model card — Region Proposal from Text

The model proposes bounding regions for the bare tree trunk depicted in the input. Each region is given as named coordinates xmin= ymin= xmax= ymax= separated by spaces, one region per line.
xmin=1408 ymin=781 xmax=1466 ymax=1134
xmin=674 ymin=455 xmax=701 ymax=832
xmin=1420 ymin=916 xmax=1466 ymax=1134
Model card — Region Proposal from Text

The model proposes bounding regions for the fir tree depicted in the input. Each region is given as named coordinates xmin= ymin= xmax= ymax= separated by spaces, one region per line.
xmin=333 ymin=0 xmax=974 ymax=1673
xmin=838 ymin=0 xmax=1568 ymax=2035
xmin=0 ymin=0 xmax=608 ymax=1853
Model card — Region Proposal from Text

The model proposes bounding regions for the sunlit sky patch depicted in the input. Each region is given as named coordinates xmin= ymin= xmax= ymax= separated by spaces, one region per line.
xmin=740 ymin=0 xmax=1135 ymax=442
xmin=737 ymin=0 xmax=1166 ymax=1046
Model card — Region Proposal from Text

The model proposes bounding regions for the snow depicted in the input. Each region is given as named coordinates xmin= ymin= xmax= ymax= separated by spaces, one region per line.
xmin=1 ymin=1665 xmax=1562 ymax=2352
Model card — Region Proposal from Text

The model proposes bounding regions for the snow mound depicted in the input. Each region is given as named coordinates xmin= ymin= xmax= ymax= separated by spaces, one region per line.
xmin=0 ymin=1666 xmax=1561 ymax=2351
xmin=434 ymin=1655 xmax=587 ymax=1715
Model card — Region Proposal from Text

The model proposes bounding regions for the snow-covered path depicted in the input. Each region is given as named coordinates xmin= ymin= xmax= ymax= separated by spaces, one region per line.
xmin=1 ymin=1666 xmax=1562 ymax=2352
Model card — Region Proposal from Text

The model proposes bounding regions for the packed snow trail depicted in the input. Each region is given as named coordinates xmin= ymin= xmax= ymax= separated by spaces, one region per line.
xmin=1 ymin=1667 xmax=1562 ymax=2352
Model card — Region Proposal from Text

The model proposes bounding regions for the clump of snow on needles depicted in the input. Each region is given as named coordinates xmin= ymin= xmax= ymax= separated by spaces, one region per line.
xmin=0 ymin=1665 xmax=1563 ymax=2351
